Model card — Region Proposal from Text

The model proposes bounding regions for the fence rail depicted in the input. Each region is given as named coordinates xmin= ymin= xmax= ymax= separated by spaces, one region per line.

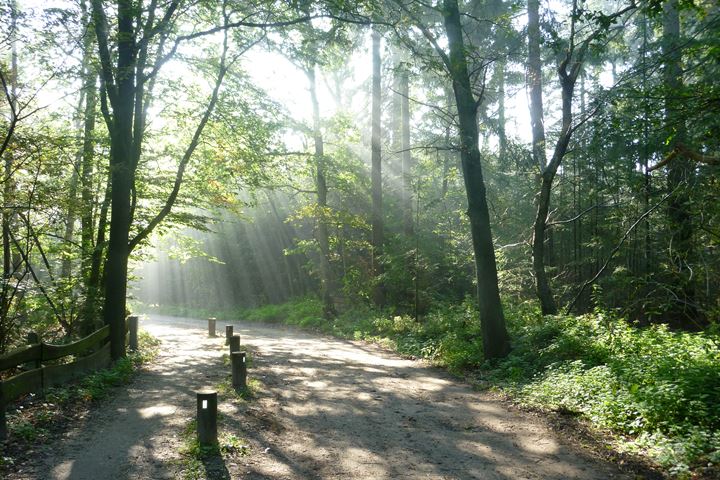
xmin=0 ymin=317 xmax=137 ymax=439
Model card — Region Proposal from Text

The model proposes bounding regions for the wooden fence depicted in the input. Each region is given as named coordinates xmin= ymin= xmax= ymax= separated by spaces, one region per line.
xmin=0 ymin=317 xmax=137 ymax=440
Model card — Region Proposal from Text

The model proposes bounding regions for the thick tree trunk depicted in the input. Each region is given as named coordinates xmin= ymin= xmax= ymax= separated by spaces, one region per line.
xmin=307 ymin=66 xmax=336 ymax=318
xmin=442 ymin=0 xmax=510 ymax=359
xmin=371 ymin=30 xmax=385 ymax=307
xmin=95 ymin=0 xmax=136 ymax=359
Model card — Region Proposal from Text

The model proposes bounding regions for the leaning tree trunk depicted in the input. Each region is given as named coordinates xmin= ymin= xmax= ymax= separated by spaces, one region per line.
xmin=442 ymin=0 xmax=510 ymax=359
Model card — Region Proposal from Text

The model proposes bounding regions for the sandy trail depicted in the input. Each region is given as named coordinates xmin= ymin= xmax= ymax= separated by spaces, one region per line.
xmin=16 ymin=314 xmax=632 ymax=480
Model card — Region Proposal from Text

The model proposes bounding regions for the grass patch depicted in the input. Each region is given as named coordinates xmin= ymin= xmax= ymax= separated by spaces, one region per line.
xmin=177 ymin=419 xmax=249 ymax=480
xmin=215 ymin=377 xmax=261 ymax=402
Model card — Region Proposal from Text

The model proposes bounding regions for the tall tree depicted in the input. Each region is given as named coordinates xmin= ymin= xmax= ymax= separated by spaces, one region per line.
xmin=395 ymin=0 xmax=511 ymax=357
xmin=662 ymin=0 xmax=695 ymax=321
xmin=527 ymin=0 xmax=634 ymax=314
xmin=90 ymin=0 xmax=236 ymax=358
xmin=527 ymin=0 xmax=558 ymax=314
xmin=370 ymin=28 xmax=384 ymax=306
xmin=307 ymin=63 xmax=338 ymax=318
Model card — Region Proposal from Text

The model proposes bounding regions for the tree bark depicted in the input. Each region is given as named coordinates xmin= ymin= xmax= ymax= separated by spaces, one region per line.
xmin=400 ymin=64 xmax=413 ymax=236
xmin=307 ymin=65 xmax=336 ymax=318
xmin=527 ymin=0 xmax=559 ymax=315
xmin=3 ymin=0 xmax=19 ymax=279
xmin=371 ymin=30 xmax=385 ymax=307
xmin=442 ymin=0 xmax=510 ymax=359
xmin=662 ymin=0 xmax=696 ymax=320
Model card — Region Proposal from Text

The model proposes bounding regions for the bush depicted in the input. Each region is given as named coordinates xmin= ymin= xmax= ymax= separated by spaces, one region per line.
xmin=496 ymin=307 xmax=720 ymax=475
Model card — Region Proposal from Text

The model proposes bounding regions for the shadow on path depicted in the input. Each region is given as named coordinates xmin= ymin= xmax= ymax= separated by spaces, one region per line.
xmin=20 ymin=314 xmax=638 ymax=480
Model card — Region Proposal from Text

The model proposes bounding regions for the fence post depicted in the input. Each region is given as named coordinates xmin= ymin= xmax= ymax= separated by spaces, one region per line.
xmin=208 ymin=318 xmax=216 ymax=337
xmin=231 ymin=352 xmax=247 ymax=390
xmin=225 ymin=325 xmax=233 ymax=345
xmin=26 ymin=332 xmax=40 ymax=369
xmin=229 ymin=334 xmax=241 ymax=354
xmin=196 ymin=389 xmax=218 ymax=447
xmin=128 ymin=315 xmax=139 ymax=352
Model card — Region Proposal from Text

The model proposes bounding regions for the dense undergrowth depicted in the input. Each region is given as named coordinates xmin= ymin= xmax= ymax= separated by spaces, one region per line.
xmin=144 ymin=298 xmax=720 ymax=477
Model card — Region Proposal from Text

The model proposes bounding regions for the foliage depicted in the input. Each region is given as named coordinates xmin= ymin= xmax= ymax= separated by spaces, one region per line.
xmin=493 ymin=307 xmax=720 ymax=476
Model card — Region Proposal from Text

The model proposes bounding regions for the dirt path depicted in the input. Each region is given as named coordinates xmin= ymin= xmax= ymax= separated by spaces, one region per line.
xmin=16 ymin=314 xmax=636 ymax=480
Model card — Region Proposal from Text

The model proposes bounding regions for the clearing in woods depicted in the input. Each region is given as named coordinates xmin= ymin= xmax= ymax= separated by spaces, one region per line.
xmin=14 ymin=314 xmax=640 ymax=479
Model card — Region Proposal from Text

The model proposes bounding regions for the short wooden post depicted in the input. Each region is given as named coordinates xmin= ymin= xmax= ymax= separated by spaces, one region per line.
xmin=196 ymin=389 xmax=218 ymax=447
xmin=128 ymin=315 xmax=139 ymax=352
xmin=231 ymin=352 xmax=247 ymax=390
xmin=225 ymin=325 xmax=233 ymax=345
xmin=208 ymin=318 xmax=216 ymax=337
xmin=229 ymin=334 xmax=241 ymax=354
xmin=26 ymin=332 xmax=40 ymax=369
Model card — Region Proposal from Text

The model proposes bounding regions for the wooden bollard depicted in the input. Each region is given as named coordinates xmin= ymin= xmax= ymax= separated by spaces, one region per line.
xmin=231 ymin=352 xmax=247 ymax=390
xmin=208 ymin=318 xmax=217 ymax=337
xmin=229 ymin=334 xmax=241 ymax=354
xmin=128 ymin=315 xmax=139 ymax=352
xmin=225 ymin=325 xmax=233 ymax=345
xmin=196 ymin=389 xmax=218 ymax=447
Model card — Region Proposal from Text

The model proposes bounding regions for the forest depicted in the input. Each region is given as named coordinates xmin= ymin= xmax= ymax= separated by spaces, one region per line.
xmin=1 ymin=0 xmax=719 ymax=476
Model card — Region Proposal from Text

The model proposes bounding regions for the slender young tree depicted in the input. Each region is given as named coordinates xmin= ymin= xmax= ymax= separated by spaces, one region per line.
xmin=307 ymin=63 xmax=338 ymax=318
xmin=527 ymin=0 xmax=634 ymax=314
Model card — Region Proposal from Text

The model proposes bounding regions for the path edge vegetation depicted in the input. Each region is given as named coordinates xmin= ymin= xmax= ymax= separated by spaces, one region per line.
xmin=0 ymin=329 xmax=160 ymax=475
xmin=141 ymin=300 xmax=720 ymax=478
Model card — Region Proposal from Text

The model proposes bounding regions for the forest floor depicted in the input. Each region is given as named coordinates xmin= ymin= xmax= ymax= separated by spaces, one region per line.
xmin=11 ymin=314 xmax=659 ymax=480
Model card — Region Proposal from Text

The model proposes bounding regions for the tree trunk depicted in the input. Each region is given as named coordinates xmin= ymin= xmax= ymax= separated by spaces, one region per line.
xmin=662 ymin=0 xmax=695 ymax=321
xmin=532 ymin=175 xmax=558 ymax=313
xmin=442 ymin=0 xmax=510 ymax=359
xmin=527 ymin=0 xmax=558 ymax=315
xmin=307 ymin=65 xmax=336 ymax=318
xmin=371 ymin=30 xmax=385 ymax=307
xmin=94 ymin=0 xmax=136 ymax=359
xmin=79 ymin=74 xmax=98 ymax=334
xmin=3 ymin=0 xmax=19 ymax=279
xmin=400 ymin=64 xmax=413 ymax=236
xmin=496 ymin=60 xmax=508 ymax=167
